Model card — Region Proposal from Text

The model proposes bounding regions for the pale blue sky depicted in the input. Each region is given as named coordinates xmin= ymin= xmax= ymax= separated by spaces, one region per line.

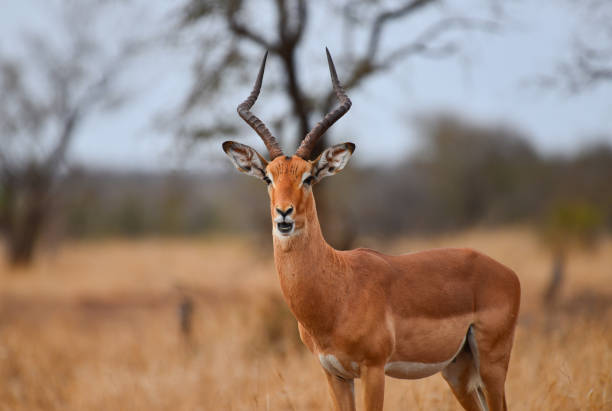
xmin=1 ymin=0 xmax=610 ymax=171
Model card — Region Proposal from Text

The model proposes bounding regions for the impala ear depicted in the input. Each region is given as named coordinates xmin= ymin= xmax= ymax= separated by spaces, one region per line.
xmin=222 ymin=141 xmax=268 ymax=180
xmin=310 ymin=142 xmax=355 ymax=183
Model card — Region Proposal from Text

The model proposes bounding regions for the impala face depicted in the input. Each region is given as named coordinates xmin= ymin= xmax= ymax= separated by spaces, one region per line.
xmin=222 ymin=48 xmax=352 ymax=236
xmin=267 ymin=156 xmax=311 ymax=237
xmin=222 ymin=142 xmax=355 ymax=238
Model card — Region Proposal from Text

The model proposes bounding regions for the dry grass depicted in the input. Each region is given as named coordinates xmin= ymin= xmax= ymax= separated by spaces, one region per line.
xmin=0 ymin=227 xmax=611 ymax=410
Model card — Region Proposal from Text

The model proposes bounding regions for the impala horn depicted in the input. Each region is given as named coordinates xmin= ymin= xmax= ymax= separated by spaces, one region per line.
xmin=295 ymin=48 xmax=352 ymax=160
xmin=237 ymin=51 xmax=284 ymax=160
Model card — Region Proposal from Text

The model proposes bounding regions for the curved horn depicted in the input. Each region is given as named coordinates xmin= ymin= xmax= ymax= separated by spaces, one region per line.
xmin=295 ymin=48 xmax=352 ymax=160
xmin=237 ymin=51 xmax=283 ymax=160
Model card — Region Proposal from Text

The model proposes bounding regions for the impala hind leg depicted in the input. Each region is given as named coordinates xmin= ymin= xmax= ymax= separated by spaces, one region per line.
xmin=473 ymin=328 xmax=514 ymax=411
xmin=323 ymin=371 xmax=355 ymax=411
xmin=442 ymin=343 xmax=488 ymax=411
xmin=477 ymin=359 xmax=510 ymax=411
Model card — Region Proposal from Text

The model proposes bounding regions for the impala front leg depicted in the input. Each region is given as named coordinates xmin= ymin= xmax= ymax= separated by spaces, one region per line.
xmin=361 ymin=365 xmax=385 ymax=411
xmin=324 ymin=371 xmax=355 ymax=411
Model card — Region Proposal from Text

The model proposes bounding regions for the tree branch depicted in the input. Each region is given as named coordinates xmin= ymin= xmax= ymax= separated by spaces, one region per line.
xmin=544 ymin=42 xmax=612 ymax=93
xmin=44 ymin=109 xmax=80 ymax=172
xmin=380 ymin=17 xmax=498 ymax=67
xmin=367 ymin=0 xmax=436 ymax=61
xmin=320 ymin=0 xmax=437 ymax=113
xmin=322 ymin=16 xmax=498 ymax=112
xmin=275 ymin=0 xmax=310 ymax=140
xmin=225 ymin=0 xmax=310 ymax=143
xmin=280 ymin=0 xmax=307 ymax=47
xmin=43 ymin=40 xmax=131 ymax=174
xmin=182 ymin=42 xmax=241 ymax=111
xmin=291 ymin=0 xmax=307 ymax=45
xmin=276 ymin=0 xmax=290 ymax=45
xmin=577 ymin=54 xmax=612 ymax=83
xmin=227 ymin=3 xmax=274 ymax=50
xmin=278 ymin=50 xmax=310 ymax=139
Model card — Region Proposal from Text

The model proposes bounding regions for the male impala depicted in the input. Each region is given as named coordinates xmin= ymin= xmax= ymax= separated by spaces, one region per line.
xmin=222 ymin=49 xmax=520 ymax=411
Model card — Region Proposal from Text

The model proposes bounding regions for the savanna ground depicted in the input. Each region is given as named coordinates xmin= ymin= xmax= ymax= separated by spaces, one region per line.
xmin=0 ymin=228 xmax=611 ymax=410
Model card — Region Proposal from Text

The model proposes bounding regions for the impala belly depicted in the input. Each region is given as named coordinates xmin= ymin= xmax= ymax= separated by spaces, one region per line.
xmin=317 ymin=334 xmax=467 ymax=380
xmin=384 ymin=334 xmax=466 ymax=379
xmin=384 ymin=361 xmax=448 ymax=379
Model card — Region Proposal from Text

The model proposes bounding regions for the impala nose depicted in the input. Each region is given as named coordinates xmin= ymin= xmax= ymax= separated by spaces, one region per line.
xmin=275 ymin=206 xmax=294 ymax=235
xmin=276 ymin=206 xmax=293 ymax=218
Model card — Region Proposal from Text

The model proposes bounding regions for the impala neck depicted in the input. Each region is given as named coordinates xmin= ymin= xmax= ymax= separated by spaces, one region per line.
xmin=272 ymin=193 xmax=344 ymax=334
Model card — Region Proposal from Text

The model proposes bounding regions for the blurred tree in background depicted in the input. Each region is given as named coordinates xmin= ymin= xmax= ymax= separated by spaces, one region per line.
xmin=413 ymin=115 xmax=541 ymax=227
xmin=540 ymin=200 xmax=604 ymax=305
xmin=178 ymin=0 xmax=498 ymax=247
xmin=179 ymin=0 xmax=498 ymax=150
xmin=535 ymin=141 xmax=612 ymax=305
xmin=0 ymin=2 xmax=141 ymax=265
xmin=538 ymin=0 xmax=612 ymax=92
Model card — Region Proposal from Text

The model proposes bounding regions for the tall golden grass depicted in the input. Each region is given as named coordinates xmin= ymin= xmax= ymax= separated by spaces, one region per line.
xmin=0 ymin=228 xmax=611 ymax=410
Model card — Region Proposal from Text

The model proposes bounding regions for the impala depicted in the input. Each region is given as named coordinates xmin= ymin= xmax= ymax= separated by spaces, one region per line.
xmin=222 ymin=49 xmax=520 ymax=411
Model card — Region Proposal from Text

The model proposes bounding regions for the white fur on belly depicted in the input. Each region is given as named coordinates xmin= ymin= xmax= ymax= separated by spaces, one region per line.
xmin=384 ymin=360 xmax=449 ymax=379
xmin=384 ymin=335 xmax=467 ymax=380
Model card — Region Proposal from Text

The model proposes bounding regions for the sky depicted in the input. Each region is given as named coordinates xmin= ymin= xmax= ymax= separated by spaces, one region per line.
xmin=1 ymin=0 xmax=610 ymax=172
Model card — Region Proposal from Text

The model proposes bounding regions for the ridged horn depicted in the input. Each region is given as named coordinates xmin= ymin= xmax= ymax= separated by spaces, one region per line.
xmin=237 ymin=51 xmax=283 ymax=159
xmin=295 ymin=48 xmax=352 ymax=160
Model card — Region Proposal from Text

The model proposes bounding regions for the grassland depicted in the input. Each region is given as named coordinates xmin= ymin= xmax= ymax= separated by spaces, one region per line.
xmin=0 ymin=228 xmax=611 ymax=410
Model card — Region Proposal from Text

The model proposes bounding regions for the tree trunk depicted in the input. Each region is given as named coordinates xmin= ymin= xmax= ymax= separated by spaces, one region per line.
xmin=1 ymin=168 xmax=50 ymax=267
xmin=543 ymin=248 xmax=566 ymax=305
xmin=6 ymin=202 xmax=46 ymax=266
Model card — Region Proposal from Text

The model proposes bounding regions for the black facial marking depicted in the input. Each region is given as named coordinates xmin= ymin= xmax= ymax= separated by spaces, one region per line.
xmin=285 ymin=156 xmax=292 ymax=160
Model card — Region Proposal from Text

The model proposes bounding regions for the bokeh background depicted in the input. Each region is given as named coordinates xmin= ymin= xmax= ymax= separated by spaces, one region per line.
xmin=1 ymin=1 xmax=611 ymax=410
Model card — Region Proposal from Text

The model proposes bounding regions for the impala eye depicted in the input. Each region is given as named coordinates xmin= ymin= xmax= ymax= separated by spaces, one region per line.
xmin=263 ymin=176 xmax=272 ymax=185
xmin=303 ymin=176 xmax=314 ymax=186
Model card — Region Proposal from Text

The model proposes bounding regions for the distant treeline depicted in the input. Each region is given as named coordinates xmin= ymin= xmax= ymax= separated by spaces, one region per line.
xmin=57 ymin=115 xmax=612 ymax=240
xmin=343 ymin=115 xmax=612 ymax=235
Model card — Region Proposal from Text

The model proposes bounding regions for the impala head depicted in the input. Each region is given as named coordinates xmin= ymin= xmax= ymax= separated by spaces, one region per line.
xmin=222 ymin=48 xmax=354 ymax=238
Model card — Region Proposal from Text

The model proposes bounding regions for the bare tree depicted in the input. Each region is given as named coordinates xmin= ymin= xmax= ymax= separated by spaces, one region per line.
xmin=179 ymin=0 xmax=498 ymax=247
xmin=0 ymin=2 xmax=137 ymax=266
xmin=181 ymin=0 xmax=498 ymax=151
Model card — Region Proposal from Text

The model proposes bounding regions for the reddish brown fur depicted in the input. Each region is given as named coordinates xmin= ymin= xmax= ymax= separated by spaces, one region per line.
xmin=262 ymin=155 xmax=519 ymax=411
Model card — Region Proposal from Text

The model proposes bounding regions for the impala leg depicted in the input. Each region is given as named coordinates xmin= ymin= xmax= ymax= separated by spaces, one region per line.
xmin=442 ymin=346 xmax=488 ymax=411
xmin=473 ymin=328 xmax=514 ymax=411
xmin=323 ymin=371 xmax=355 ymax=411
xmin=361 ymin=365 xmax=385 ymax=411
xmin=479 ymin=363 xmax=509 ymax=411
